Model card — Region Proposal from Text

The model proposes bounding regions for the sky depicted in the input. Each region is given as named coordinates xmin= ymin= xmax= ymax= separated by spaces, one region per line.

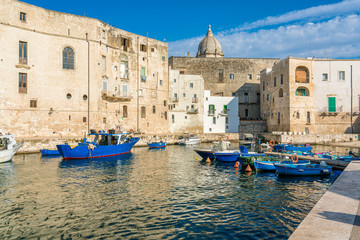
xmin=20 ymin=0 xmax=360 ymax=59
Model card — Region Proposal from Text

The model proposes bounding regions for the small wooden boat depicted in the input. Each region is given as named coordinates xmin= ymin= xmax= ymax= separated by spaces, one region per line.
xmin=178 ymin=134 xmax=201 ymax=145
xmin=214 ymin=150 xmax=240 ymax=162
xmin=0 ymin=129 xmax=23 ymax=163
xmin=147 ymin=141 xmax=166 ymax=148
xmin=40 ymin=149 xmax=60 ymax=155
xmin=194 ymin=149 xmax=215 ymax=159
xmin=274 ymin=162 xmax=332 ymax=176
xmin=57 ymin=130 xmax=139 ymax=160
xmin=254 ymin=159 xmax=310 ymax=171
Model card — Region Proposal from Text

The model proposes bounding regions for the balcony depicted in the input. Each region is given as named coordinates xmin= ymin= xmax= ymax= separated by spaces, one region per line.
xmin=219 ymin=110 xmax=228 ymax=116
xmin=208 ymin=110 xmax=215 ymax=116
xmin=192 ymin=97 xmax=198 ymax=103
xmin=102 ymin=90 xmax=132 ymax=102
xmin=120 ymin=73 xmax=129 ymax=80
xmin=187 ymin=108 xmax=198 ymax=114
xmin=19 ymin=58 xmax=27 ymax=65
xmin=173 ymin=97 xmax=179 ymax=102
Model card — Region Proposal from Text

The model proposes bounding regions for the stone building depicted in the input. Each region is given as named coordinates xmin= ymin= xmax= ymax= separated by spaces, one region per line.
xmin=168 ymin=70 xmax=204 ymax=133
xmin=168 ymin=25 xmax=279 ymax=127
xmin=260 ymin=57 xmax=360 ymax=134
xmin=0 ymin=0 xmax=169 ymax=138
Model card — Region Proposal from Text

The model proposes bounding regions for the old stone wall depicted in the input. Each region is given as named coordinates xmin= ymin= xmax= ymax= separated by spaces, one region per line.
xmin=0 ymin=0 xmax=169 ymax=138
xmin=238 ymin=121 xmax=267 ymax=133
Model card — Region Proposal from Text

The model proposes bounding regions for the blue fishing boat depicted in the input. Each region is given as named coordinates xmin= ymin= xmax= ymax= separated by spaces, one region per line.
xmin=40 ymin=149 xmax=60 ymax=156
xmin=148 ymin=141 xmax=166 ymax=148
xmin=274 ymin=163 xmax=332 ymax=176
xmin=254 ymin=159 xmax=310 ymax=171
xmin=273 ymin=144 xmax=312 ymax=153
xmin=214 ymin=151 xmax=240 ymax=162
xmin=57 ymin=131 xmax=139 ymax=160
xmin=194 ymin=149 xmax=215 ymax=160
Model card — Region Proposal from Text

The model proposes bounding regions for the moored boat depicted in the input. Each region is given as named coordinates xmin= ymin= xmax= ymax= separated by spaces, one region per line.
xmin=57 ymin=130 xmax=139 ymax=160
xmin=178 ymin=135 xmax=201 ymax=145
xmin=254 ymin=159 xmax=310 ymax=171
xmin=273 ymin=144 xmax=312 ymax=153
xmin=194 ymin=149 xmax=215 ymax=159
xmin=214 ymin=150 xmax=240 ymax=162
xmin=40 ymin=149 xmax=60 ymax=155
xmin=147 ymin=141 xmax=166 ymax=148
xmin=0 ymin=129 xmax=23 ymax=163
xmin=274 ymin=162 xmax=332 ymax=176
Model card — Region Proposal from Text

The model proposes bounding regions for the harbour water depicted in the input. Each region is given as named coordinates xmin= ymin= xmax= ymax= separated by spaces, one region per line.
xmin=0 ymin=144 xmax=344 ymax=239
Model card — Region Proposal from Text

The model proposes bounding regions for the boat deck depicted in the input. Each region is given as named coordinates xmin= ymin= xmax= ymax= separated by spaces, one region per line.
xmin=265 ymin=152 xmax=349 ymax=169
xmin=289 ymin=160 xmax=360 ymax=240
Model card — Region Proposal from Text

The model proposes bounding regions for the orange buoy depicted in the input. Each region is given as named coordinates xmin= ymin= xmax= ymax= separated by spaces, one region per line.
xmin=234 ymin=161 xmax=239 ymax=168
xmin=206 ymin=157 xmax=211 ymax=163
xmin=245 ymin=164 xmax=252 ymax=172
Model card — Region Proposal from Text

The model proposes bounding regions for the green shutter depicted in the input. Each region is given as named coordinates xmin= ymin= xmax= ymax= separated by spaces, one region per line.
xmin=302 ymin=89 xmax=306 ymax=96
xmin=328 ymin=97 xmax=336 ymax=112
xmin=141 ymin=67 xmax=145 ymax=77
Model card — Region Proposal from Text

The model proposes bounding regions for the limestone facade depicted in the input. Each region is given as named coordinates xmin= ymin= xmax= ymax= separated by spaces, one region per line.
xmin=261 ymin=57 xmax=360 ymax=134
xmin=0 ymin=0 xmax=169 ymax=138
xmin=168 ymin=70 xmax=204 ymax=133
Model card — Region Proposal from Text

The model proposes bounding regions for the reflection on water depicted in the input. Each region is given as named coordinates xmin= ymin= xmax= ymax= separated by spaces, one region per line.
xmin=0 ymin=144 xmax=338 ymax=239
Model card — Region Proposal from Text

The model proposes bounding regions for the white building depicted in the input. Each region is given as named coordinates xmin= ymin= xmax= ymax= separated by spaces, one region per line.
xmin=204 ymin=90 xmax=239 ymax=133
xmin=168 ymin=69 xmax=204 ymax=133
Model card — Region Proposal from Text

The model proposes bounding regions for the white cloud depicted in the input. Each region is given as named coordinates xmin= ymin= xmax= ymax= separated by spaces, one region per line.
xmin=169 ymin=0 xmax=360 ymax=59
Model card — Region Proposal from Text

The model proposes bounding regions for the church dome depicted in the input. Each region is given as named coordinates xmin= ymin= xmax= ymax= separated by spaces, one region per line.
xmin=196 ymin=25 xmax=224 ymax=58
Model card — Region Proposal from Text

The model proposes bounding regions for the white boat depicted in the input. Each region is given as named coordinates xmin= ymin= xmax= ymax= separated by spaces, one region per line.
xmin=0 ymin=129 xmax=23 ymax=163
xmin=178 ymin=135 xmax=201 ymax=145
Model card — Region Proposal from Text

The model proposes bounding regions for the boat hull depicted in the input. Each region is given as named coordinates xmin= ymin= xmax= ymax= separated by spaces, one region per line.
xmin=194 ymin=149 xmax=215 ymax=159
xmin=275 ymin=164 xmax=332 ymax=176
xmin=273 ymin=144 xmax=312 ymax=152
xmin=214 ymin=151 xmax=240 ymax=162
xmin=40 ymin=149 xmax=60 ymax=155
xmin=148 ymin=142 xmax=166 ymax=148
xmin=0 ymin=143 xmax=23 ymax=163
xmin=57 ymin=137 xmax=140 ymax=160
xmin=254 ymin=160 xmax=310 ymax=171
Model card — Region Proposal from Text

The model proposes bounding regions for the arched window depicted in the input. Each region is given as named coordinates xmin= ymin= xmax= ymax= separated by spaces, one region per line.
xmin=141 ymin=106 xmax=146 ymax=118
xmin=120 ymin=55 xmax=129 ymax=79
xmin=279 ymin=88 xmax=283 ymax=98
xmin=296 ymin=87 xmax=310 ymax=96
xmin=63 ymin=47 xmax=74 ymax=69
xmin=295 ymin=66 xmax=309 ymax=83
xmin=123 ymin=105 xmax=128 ymax=118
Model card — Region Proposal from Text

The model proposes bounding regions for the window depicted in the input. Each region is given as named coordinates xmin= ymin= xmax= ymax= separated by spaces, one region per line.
xmin=257 ymin=93 xmax=260 ymax=103
xmin=164 ymin=111 xmax=167 ymax=120
xmin=164 ymin=100 xmax=167 ymax=106
xmin=141 ymin=106 xmax=146 ymax=118
xmin=140 ymin=44 xmax=147 ymax=52
xmin=102 ymin=81 xmax=108 ymax=91
xmin=322 ymin=73 xmax=328 ymax=81
xmin=151 ymin=48 xmax=155 ymax=52
xmin=83 ymin=95 xmax=88 ymax=100
xmin=66 ymin=93 xmax=72 ymax=99
xmin=153 ymin=106 xmax=156 ymax=113
xmin=226 ymin=117 xmax=229 ymax=124
xmin=296 ymin=87 xmax=309 ymax=96
xmin=122 ymin=85 xmax=128 ymax=97
xmin=262 ymin=82 xmax=265 ymax=91
xmin=183 ymin=93 xmax=186 ymax=97
xmin=247 ymin=74 xmax=252 ymax=80
xmin=295 ymin=66 xmax=309 ymax=83
xmin=174 ymin=79 xmax=176 ymax=83
xmin=162 ymin=56 xmax=166 ymax=61
xmin=180 ymin=71 xmax=185 ymax=74
xmin=223 ymin=105 xmax=228 ymax=114
xmin=230 ymin=74 xmax=234 ymax=79
xmin=209 ymin=104 xmax=215 ymax=115
xmin=339 ymin=71 xmax=345 ymax=81
xmin=62 ymin=47 xmax=74 ymax=69
xmin=257 ymin=74 xmax=260 ymax=80
xmin=172 ymin=115 xmax=175 ymax=123
xmin=19 ymin=73 xmax=27 ymax=93
xmin=83 ymin=117 xmax=87 ymax=123
xmin=20 ymin=12 xmax=26 ymax=21
xmin=19 ymin=41 xmax=27 ymax=64
xmin=213 ymin=117 xmax=216 ymax=124
xmin=121 ymin=38 xmax=130 ymax=51
xmin=190 ymin=83 xmax=193 ymax=88
xmin=296 ymin=112 xmax=300 ymax=119
xmin=193 ymin=94 xmax=197 ymax=102
xmin=328 ymin=97 xmax=336 ymax=112
xmin=30 ymin=100 xmax=37 ymax=108
xmin=114 ymin=66 xmax=118 ymax=72
xmin=219 ymin=69 xmax=224 ymax=82
xmin=279 ymin=88 xmax=283 ymax=98
xmin=102 ymin=56 xmax=106 ymax=72
xmin=267 ymin=94 xmax=269 ymax=101
xmin=274 ymin=77 xmax=276 ymax=87
xmin=232 ymin=92 xmax=235 ymax=97
xmin=245 ymin=109 xmax=249 ymax=118
xmin=102 ymin=30 xmax=105 ymax=39
xmin=120 ymin=55 xmax=129 ymax=79
xmin=139 ymin=89 xmax=143 ymax=96
xmin=159 ymin=80 xmax=163 ymax=86
xmin=307 ymin=111 xmax=311 ymax=124
xmin=141 ymin=67 xmax=146 ymax=81
xmin=123 ymin=106 xmax=128 ymax=118
xmin=173 ymin=93 xmax=178 ymax=101
xmin=280 ymin=74 xmax=283 ymax=85
xmin=244 ymin=93 xmax=249 ymax=103
xmin=103 ymin=117 xmax=106 ymax=124
xmin=278 ymin=112 xmax=280 ymax=124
